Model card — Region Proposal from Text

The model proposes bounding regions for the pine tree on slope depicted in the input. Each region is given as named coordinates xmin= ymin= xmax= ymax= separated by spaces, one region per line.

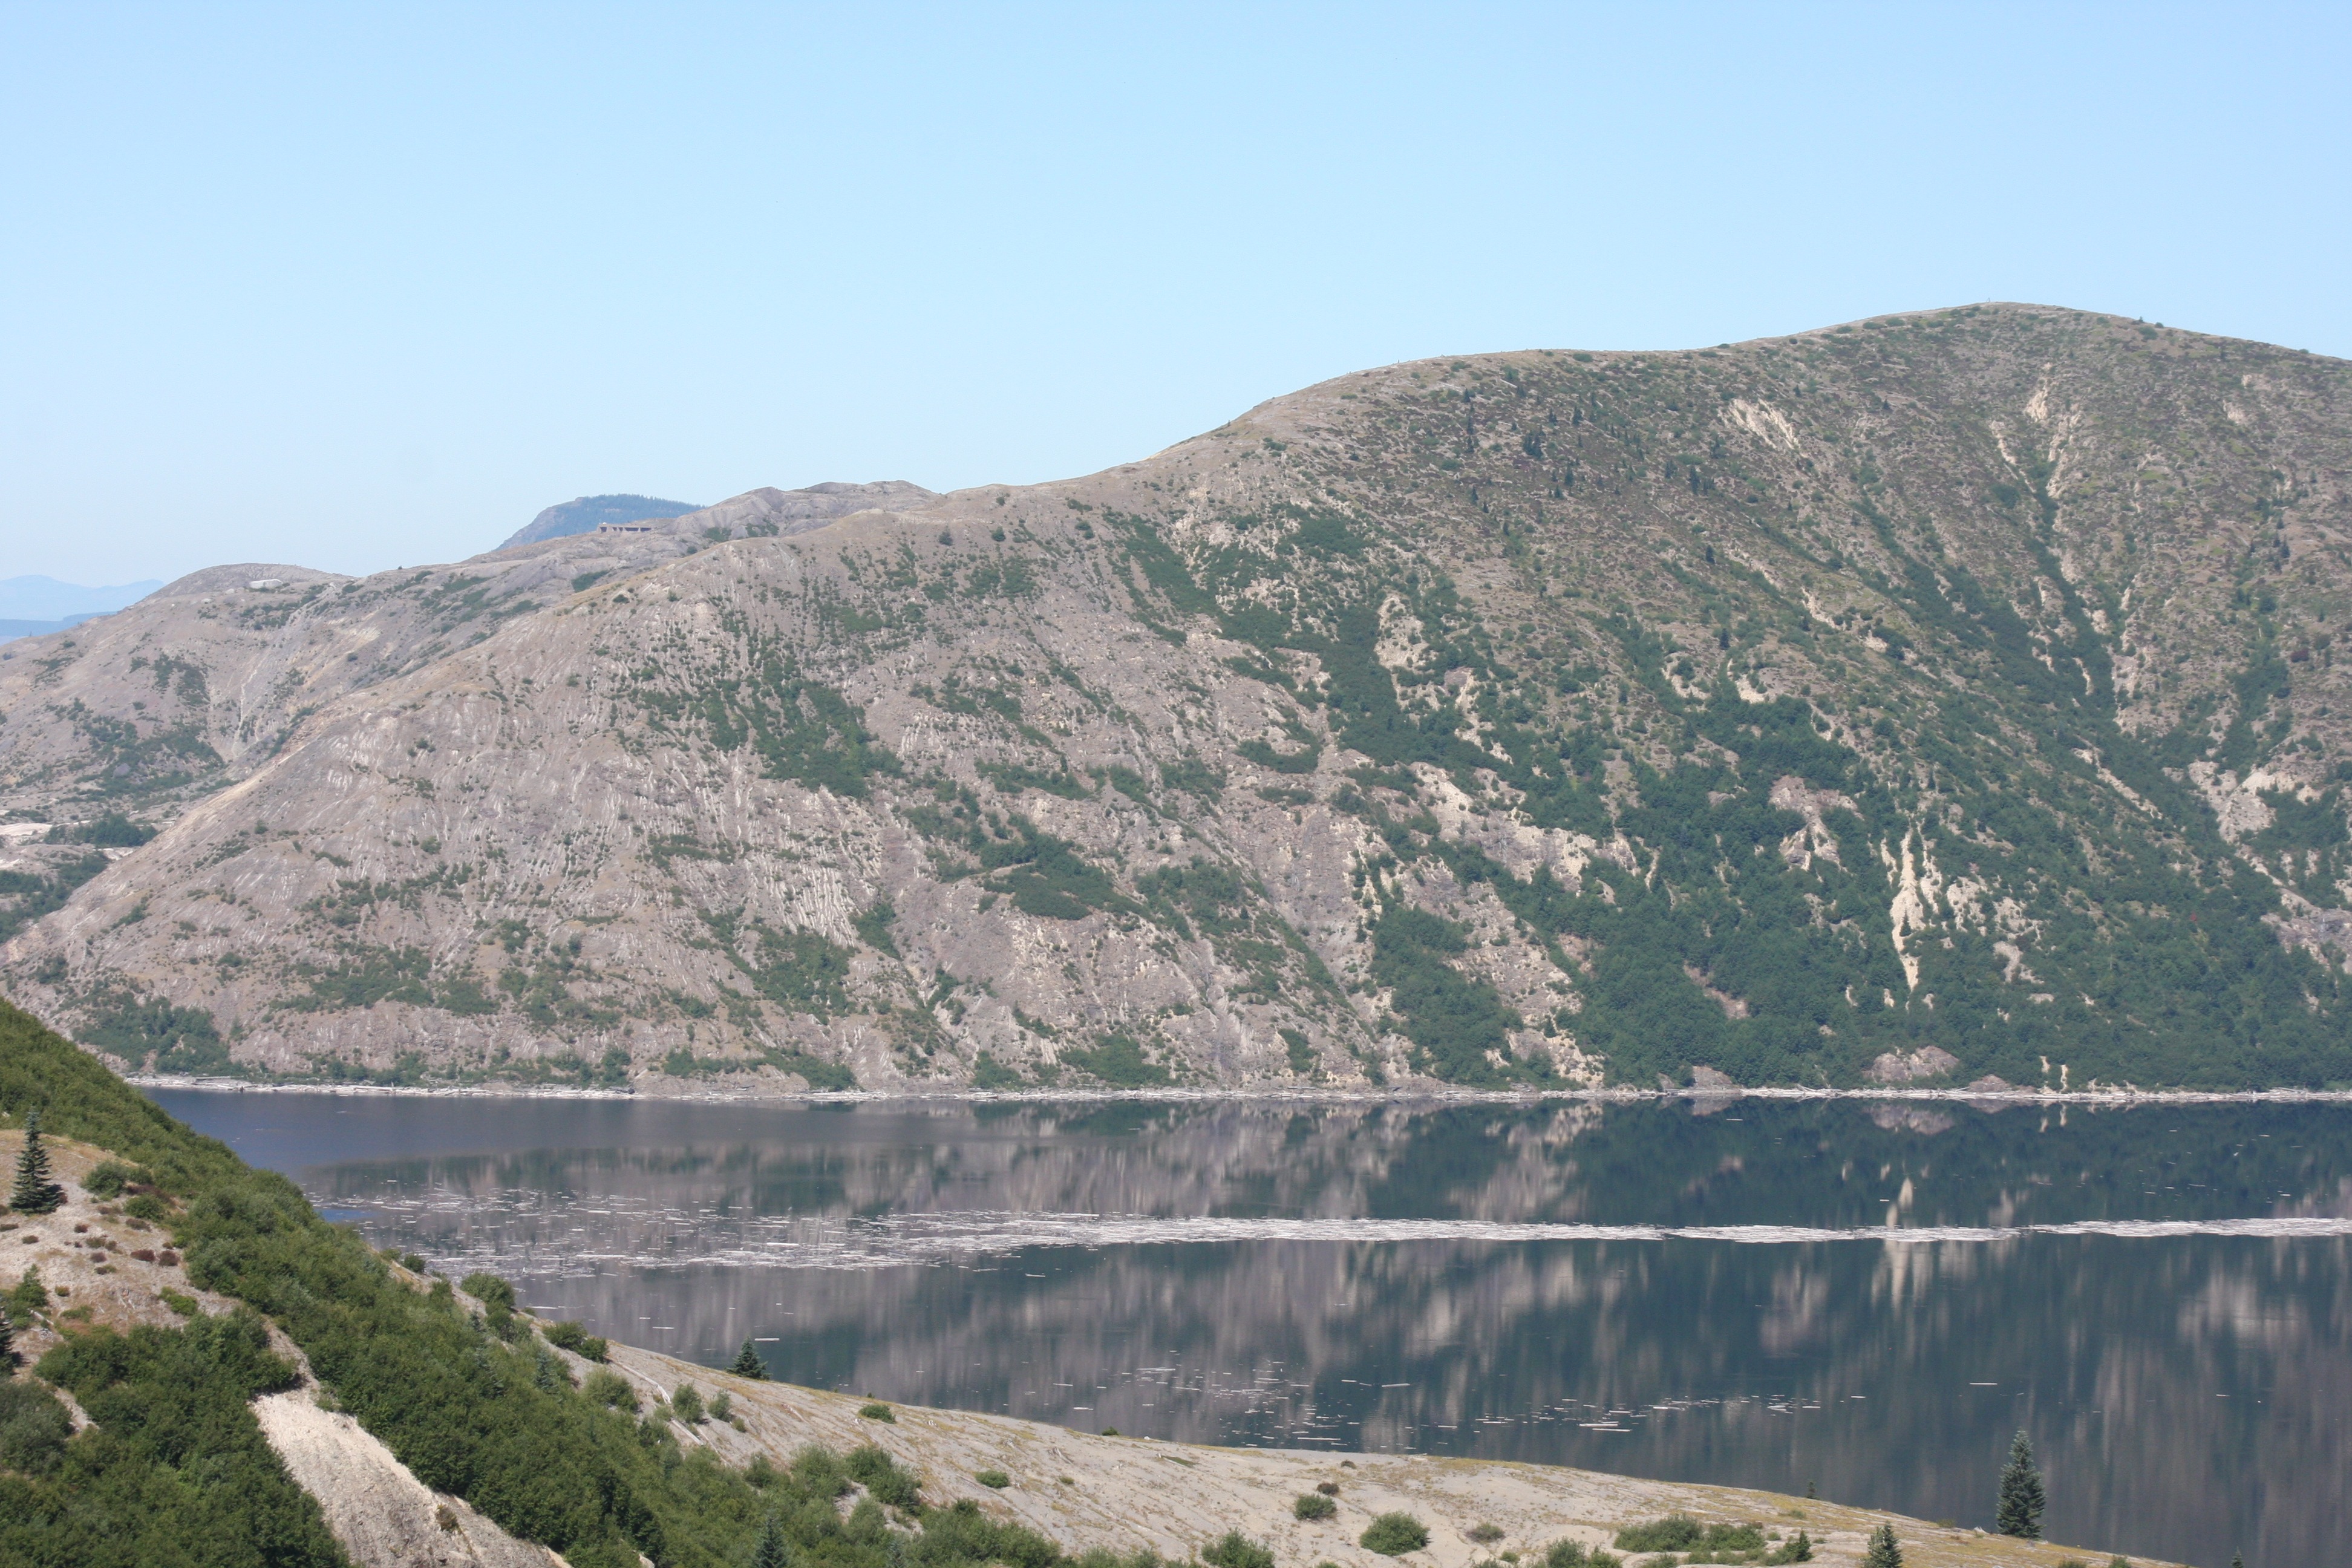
xmin=1860 ymin=1523 xmax=1901 ymax=1568
xmin=751 ymin=1512 xmax=789 ymax=1568
xmin=1996 ymin=1429 xmax=2047 ymax=1538
xmin=10 ymin=1109 xmax=65 ymax=1216
xmin=730 ymin=1339 xmax=768 ymax=1379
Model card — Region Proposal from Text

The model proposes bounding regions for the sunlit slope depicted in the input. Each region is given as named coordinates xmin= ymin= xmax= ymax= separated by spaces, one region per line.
xmin=8 ymin=305 xmax=2352 ymax=1089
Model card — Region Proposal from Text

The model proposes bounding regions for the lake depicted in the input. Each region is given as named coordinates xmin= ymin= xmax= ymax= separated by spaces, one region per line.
xmin=149 ymin=1090 xmax=2352 ymax=1568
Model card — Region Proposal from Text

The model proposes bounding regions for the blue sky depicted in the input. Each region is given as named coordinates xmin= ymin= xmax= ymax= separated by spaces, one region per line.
xmin=4 ymin=2 xmax=2347 ymax=584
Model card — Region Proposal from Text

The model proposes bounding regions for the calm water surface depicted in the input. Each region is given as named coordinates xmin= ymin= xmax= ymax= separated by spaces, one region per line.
xmin=151 ymin=1091 xmax=2352 ymax=1568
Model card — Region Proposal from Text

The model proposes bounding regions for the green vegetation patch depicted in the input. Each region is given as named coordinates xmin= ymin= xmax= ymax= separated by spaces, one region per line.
xmin=1361 ymin=1512 xmax=1431 ymax=1555
xmin=1370 ymin=905 xmax=1534 ymax=1087
xmin=975 ymin=824 xmax=1137 ymax=921
xmin=853 ymin=901 xmax=901 ymax=956
xmin=1201 ymin=1532 xmax=1275 ymax=1568
xmin=0 ymin=851 xmax=109 ymax=947
xmin=970 ymin=1051 xmax=1027 ymax=1091
xmin=632 ymin=651 xmax=899 ymax=799
xmin=282 ymin=943 xmax=500 ymax=1018
xmin=47 ymin=812 xmax=157 ymax=848
xmin=1058 ymin=1033 xmax=1171 ymax=1088
xmin=1615 ymin=1515 xmax=1766 ymax=1557
xmin=75 ymin=983 xmax=232 ymax=1076
xmin=701 ymin=912 xmax=855 ymax=1018
xmin=8 ymin=1310 xmax=344 ymax=1567
xmin=979 ymin=760 xmax=1091 ymax=799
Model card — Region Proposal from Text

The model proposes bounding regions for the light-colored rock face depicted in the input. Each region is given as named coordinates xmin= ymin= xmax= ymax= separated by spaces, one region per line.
xmin=253 ymin=1393 xmax=565 ymax=1568
xmin=0 ymin=504 xmax=1396 ymax=1089
xmin=8 ymin=305 xmax=2352 ymax=1092
xmin=1865 ymin=1046 xmax=1961 ymax=1085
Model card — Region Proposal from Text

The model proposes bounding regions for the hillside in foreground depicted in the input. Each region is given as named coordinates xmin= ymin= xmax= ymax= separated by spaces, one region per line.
xmin=4 ymin=304 xmax=2352 ymax=1091
xmin=0 ymin=1002 xmax=2164 ymax=1566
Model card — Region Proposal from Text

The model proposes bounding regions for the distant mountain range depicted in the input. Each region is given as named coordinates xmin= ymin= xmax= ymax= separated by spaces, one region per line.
xmin=0 ymin=575 xmax=163 ymax=644
xmin=7 ymin=308 xmax=2352 ymax=1094
xmin=500 ymin=493 xmax=703 ymax=548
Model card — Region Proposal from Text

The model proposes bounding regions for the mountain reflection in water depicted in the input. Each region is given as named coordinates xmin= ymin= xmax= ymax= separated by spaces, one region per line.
xmin=152 ymin=1093 xmax=2352 ymax=1568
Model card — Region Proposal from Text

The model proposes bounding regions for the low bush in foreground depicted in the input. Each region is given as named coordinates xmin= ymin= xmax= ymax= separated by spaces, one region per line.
xmin=1201 ymin=1531 xmax=1275 ymax=1568
xmin=1362 ymin=1512 xmax=1431 ymax=1555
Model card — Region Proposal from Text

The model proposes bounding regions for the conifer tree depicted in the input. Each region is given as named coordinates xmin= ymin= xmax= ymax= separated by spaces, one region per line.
xmin=1996 ymin=1429 xmax=2046 ymax=1538
xmin=0 ymin=1304 xmax=13 ymax=1365
xmin=730 ymin=1339 xmax=768 ymax=1379
xmin=1860 ymin=1523 xmax=1902 ymax=1568
xmin=10 ymin=1109 xmax=65 ymax=1215
xmin=750 ymin=1512 xmax=790 ymax=1568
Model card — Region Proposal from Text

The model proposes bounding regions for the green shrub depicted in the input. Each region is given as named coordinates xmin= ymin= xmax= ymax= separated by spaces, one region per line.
xmin=845 ymin=1443 xmax=922 ymax=1508
xmin=583 ymin=1367 xmax=638 ymax=1411
xmin=1059 ymin=1033 xmax=1171 ymax=1088
xmin=82 ymin=1159 xmax=152 ymax=1200
xmin=1544 ymin=1546 xmax=1619 ymax=1568
xmin=976 ymin=1469 xmax=1011 ymax=1489
xmin=459 ymin=1272 xmax=516 ymax=1313
xmin=5 ymin=1267 xmax=45 ymax=1319
xmin=1201 ymin=1531 xmax=1275 ymax=1568
xmin=542 ymin=1320 xmax=608 ymax=1361
xmin=1470 ymin=1523 xmax=1505 ymax=1544
xmin=916 ymin=1497 xmax=1063 ymax=1566
xmin=670 ymin=1385 xmax=704 ymax=1424
xmin=1615 ymin=1516 xmax=1702 ymax=1553
xmin=789 ymin=1443 xmax=849 ymax=1496
xmin=1295 ymin=1492 xmax=1337 ymax=1520
xmin=0 ymin=1379 xmax=71 ymax=1476
xmin=708 ymin=1391 xmax=732 ymax=1422
xmin=1361 ymin=1512 xmax=1431 ymax=1555
xmin=858 ymin=1400 xmax=897 ymax=1422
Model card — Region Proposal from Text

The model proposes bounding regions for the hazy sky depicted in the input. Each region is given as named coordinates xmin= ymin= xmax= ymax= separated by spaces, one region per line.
xmin=5 ymin=3 xmax=2347 ymax=584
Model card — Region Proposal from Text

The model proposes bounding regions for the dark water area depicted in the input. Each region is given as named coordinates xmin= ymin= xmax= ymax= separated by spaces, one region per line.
xmin=151 ymin=1090 xmax=2352 ymax=1568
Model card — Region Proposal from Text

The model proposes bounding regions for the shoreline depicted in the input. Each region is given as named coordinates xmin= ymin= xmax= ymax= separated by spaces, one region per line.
xmin=129 ymin=1072 xmax=2352 ymax=1106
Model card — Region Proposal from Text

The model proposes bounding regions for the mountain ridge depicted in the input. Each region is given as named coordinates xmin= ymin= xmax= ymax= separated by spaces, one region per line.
xmin=5 ymin=303 xmax=2351 ymax=1092
xmin=498 ymin=492 xmax=701 ymax=547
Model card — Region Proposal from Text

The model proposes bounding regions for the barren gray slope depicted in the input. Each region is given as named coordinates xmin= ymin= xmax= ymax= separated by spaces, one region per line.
xmin=8 ymin=305 xmax=2352 ymax=1093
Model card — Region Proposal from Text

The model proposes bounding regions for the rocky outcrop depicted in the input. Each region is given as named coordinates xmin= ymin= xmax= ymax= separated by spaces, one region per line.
xmin=1865 ymin=1047 xmax=1961 ymax=1085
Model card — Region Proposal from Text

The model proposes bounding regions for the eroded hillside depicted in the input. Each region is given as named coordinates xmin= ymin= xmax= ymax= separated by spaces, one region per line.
xmin=5 ymin=305 xmax=2351 ymax=1090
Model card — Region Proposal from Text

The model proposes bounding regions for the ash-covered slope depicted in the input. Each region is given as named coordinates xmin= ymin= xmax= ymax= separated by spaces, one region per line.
xmin=8 ymin=305 xmax=2352 ymax=1092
